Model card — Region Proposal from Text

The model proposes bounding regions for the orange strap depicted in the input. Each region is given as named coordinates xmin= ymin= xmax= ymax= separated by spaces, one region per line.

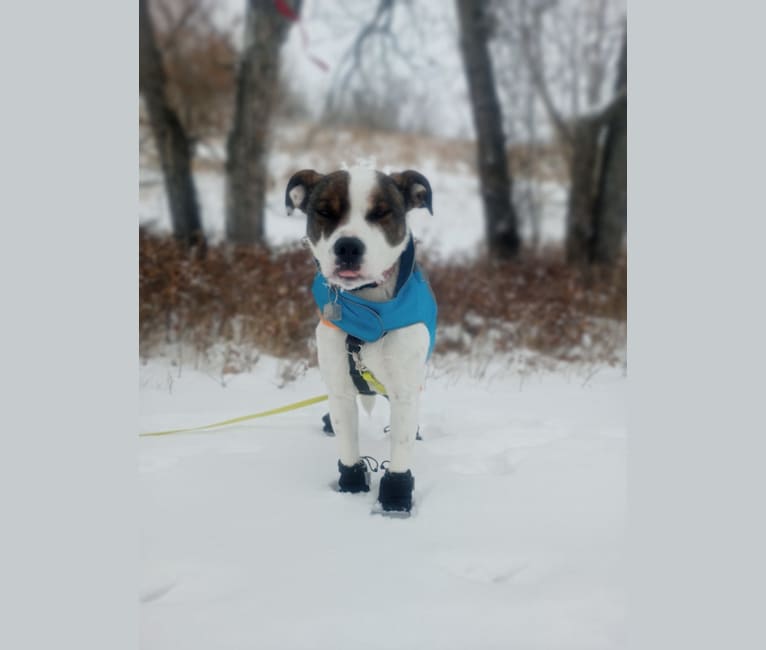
xmin=318 ymin=313 xmax=340 ymax=330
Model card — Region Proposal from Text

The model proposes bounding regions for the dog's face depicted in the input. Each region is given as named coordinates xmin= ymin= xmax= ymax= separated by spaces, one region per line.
xmin=286 ymin=166 xmax=432 ymax=290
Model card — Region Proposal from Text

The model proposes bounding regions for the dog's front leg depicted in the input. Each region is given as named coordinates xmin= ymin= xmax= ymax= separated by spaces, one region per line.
xmin=328 ymin=393 xmax=359 ymax=466
xmin=316 ymin=323 xmax=368 ymax=492
xmin=387 ymin=394 xmax=420 ymax=472
xmin=377 ymin=324 xmax=430 ymax=511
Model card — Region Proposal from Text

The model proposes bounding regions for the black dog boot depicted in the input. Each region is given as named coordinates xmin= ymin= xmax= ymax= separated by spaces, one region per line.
xmin=337 ymin=459 xmax=370 ymax=493
xmin=322 ymin=413 xmax=335 ymax=436
xmin=378 ymin=469 xmax=415 ymax=512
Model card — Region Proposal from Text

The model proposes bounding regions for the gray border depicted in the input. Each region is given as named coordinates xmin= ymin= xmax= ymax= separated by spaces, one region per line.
xmin=0 ymin=1 xmax=137 ymax=649
xmin=629 ymin=3 xmax=766 ymax=649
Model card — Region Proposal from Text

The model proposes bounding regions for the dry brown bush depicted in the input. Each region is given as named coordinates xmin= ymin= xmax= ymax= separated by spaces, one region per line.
xmin=140 ymin=229 xmax=317 ymax=363
xmin=140 ymin=230 xmax=626 ymax=370
xmin=425 ymin=247 xmax=625 ymax=362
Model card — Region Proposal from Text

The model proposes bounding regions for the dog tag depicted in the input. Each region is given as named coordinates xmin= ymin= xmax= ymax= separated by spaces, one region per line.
xmin=323 ymin=303 xmax=342 ymax=320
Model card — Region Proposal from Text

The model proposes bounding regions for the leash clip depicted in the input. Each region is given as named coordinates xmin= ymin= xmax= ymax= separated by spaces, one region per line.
xmin=353 ymin=355 xmax=368 ymax=375
xmin=346 ymin=336 xmax=368 ymax=374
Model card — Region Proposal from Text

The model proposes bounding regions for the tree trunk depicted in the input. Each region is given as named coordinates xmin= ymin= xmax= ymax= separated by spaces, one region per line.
xmin=564 ymin=117 xmax=602 ymax=264
xmin=225 ymin=0 xmax=300 ymax=245
xmin=456 ymin=0 xmax=520 ymax=259
xmin=590 ymin=32 xmax=627 ymax=264
xmin=139 ymin=0 xmax=204 ymax=249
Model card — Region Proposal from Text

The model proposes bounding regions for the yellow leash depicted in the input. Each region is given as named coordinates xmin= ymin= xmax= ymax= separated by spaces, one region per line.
xmin=140 ymin=394 xmax=328 ymax=438
xmin=360 ymin=369 xmax=387 ymax=396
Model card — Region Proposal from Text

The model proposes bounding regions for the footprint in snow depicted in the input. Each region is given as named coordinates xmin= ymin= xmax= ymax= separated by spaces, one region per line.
xmin=425 ymin=418 xmax=569 ymax=476
xmin=444 ymin=449 xmax=525 ymax=476
xmin=434 ymin=551 xmax=530 ymax=585
xmin=140 ymin=580 xmax=177 ymax=604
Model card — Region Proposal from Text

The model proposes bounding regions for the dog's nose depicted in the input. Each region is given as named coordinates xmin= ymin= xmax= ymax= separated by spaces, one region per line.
xmin=334 ymin=237 xmax=365 ymax=268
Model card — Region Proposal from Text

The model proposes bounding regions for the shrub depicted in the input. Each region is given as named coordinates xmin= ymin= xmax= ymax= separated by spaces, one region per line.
xmin=140 ymin=229 xmax=626 ymax=371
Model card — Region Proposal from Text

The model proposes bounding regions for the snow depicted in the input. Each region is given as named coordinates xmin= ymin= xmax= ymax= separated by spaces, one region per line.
xmin=140 ymin=356 xmax=625 ymax=649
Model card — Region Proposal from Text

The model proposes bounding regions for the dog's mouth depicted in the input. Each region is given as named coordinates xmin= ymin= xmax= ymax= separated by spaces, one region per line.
xmin=331 ymin=270 xmax=369 ymax=290
xmin=330 ymin=261 xmax=397 ymax=289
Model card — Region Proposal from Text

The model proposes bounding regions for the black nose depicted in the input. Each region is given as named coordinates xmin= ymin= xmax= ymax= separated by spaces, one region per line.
xmin=334 ymin=237 xmax=365 ymax=268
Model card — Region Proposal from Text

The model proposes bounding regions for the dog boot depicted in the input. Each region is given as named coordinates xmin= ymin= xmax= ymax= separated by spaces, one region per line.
xmin=378 ymin=469 xmax=415 ymax=512
xmin=337 ymin=459 xmax=370 ymax=493
xmin=322 ymin=412 xmax=335 ymax=436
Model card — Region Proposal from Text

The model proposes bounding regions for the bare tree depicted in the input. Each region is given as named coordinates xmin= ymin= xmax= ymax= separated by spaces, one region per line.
xmin=325 ymin=0 xmax=396 ymax=116
xmin=318 ymin=0 xmax=443 ymax=135
xmin=150 ymin=0 xmax=239 ymax=144
xmin=591 ymin=28 xmax=626 ymax=264
xmin=139 ymin=0 xmax=205 ymax=249
xmin=456 ymin=0 xmax=521 ymax=259
xmin=225 ymin=0 xmax=302 ymax=245
xmin=516 ymin=0 xmax=625 ymax=264
xmin=491 ymin=0 xmax=553 ymax=252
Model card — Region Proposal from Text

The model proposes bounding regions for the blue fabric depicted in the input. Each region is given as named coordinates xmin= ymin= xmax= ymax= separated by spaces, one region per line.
xmin=312 ymin=241 xmax=438 ymax=358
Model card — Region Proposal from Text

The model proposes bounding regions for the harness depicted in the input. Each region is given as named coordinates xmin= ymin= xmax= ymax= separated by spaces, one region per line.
xmin=312 ymin=236 xmax=438 ymax=396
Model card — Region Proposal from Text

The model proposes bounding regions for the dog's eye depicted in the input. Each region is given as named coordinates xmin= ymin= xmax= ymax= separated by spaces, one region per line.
xmin=367 ymin=210 xmax=390 ymax=222
xmin=315 ymin=208 xmax=333 ymax=219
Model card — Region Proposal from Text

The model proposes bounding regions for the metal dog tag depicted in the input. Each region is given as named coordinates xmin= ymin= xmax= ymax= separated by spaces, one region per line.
xmin=323 ymin=303 xmax=342 ymax=320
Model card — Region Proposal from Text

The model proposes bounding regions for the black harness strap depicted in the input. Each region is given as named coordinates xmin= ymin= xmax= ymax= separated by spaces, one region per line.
xmin=337 ymin=240 xmax=417 ymax=397
xmin=345 ymin=335 xmax=377 ymax=396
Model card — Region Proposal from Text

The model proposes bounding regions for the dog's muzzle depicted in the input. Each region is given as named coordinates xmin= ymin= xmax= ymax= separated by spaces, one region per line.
xmin=334 ymin=237 xmax=365 ymax=272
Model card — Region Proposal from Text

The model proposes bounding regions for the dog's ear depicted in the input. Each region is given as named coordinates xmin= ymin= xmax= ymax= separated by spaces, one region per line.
xmin=285 ymin=169 xmax=323 ymax=215
xmin=388 ymin=170 xmax=432 ymax=215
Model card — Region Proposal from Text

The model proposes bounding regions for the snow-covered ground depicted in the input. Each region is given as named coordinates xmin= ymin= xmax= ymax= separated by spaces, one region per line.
xmin=140 ymin=355 xmax=625 ymax=649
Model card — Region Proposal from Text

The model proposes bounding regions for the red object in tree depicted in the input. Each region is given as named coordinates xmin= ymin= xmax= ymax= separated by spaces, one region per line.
xmin=273 ymin=0 xmax=299 ymax=22
xmin=272 ymin=0 xmax=329 ymax=72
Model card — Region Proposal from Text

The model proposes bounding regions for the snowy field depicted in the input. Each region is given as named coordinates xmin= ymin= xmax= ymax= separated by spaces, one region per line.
xmin=140 ymin=128 xmax=625 ymax=648
xmin=140 ymin=356 xmax=625 ymax=649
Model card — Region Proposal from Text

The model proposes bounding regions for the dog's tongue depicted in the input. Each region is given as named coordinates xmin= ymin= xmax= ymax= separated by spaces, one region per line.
xmin=337 ymin=270 xmax=361 ymax=279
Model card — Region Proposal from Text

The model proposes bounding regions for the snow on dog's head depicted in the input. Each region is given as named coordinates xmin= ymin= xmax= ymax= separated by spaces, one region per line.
xmin=286 ymin=165 xmax=432 ymax=290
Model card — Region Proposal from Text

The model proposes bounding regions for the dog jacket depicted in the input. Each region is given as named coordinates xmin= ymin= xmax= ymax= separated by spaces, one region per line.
xmin=312 ymin=236 xmax=438 ymax=358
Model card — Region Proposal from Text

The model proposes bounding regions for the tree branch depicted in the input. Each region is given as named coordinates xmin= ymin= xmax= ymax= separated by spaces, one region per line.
xmin=519 ymin=5 xmax=573 ymax=145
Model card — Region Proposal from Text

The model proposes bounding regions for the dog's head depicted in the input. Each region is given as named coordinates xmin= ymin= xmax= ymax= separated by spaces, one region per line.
xmin=286 ymin=166 xmax=432 ymax=290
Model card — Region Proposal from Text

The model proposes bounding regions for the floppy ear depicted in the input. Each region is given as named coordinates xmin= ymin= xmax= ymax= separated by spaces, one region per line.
xmin=389 ymin=170 xmax=433 ymax=215
xmin=285 ymin=169 xmax=323 ymax=215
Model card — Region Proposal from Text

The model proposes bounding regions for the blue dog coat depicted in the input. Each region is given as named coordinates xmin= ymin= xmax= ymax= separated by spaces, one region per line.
xmin=312 ymin=237 xmax=438 ymax=358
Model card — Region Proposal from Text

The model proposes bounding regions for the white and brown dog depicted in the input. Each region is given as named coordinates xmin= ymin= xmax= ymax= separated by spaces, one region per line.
xmin=285 ymin=165 xmax=437 ymax=513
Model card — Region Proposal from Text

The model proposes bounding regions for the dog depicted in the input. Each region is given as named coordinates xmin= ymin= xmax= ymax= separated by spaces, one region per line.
xmin=285 ymin=165 xmax=437 ymax=513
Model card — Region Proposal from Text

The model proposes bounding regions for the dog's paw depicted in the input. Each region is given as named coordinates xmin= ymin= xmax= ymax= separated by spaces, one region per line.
xmin=377 ymin=469 xmax=414 ymax=512
xmin=337 ymin=459 xmax=370 ymax=493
